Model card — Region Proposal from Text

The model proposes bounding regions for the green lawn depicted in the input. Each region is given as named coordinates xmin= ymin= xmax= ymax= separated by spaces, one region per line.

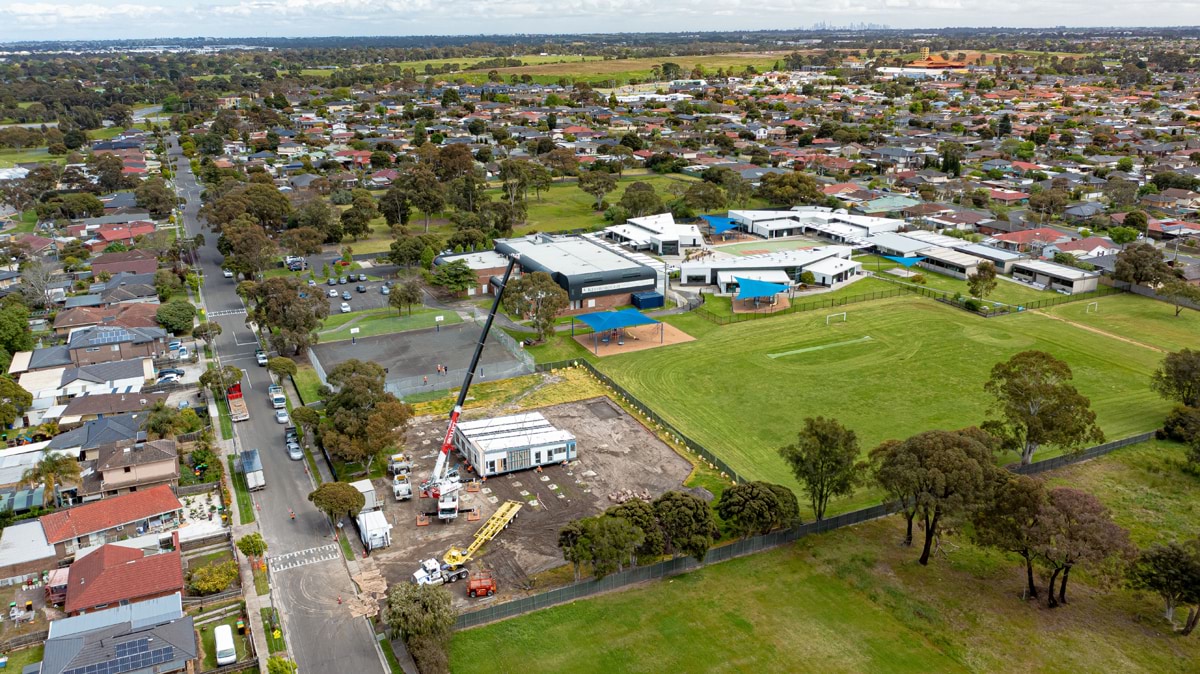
xmin=1045 ymin=292 xmax=1200 ymax=353
xmin=227 ymin=456 xmax=256 ymax=525
xmin=318 ymin=306 xmax=463 ymax=341
xmin=696 ymin=276 xmax=903 ymax=320
xmin=1 ymin=645 xmax=44 ymax=672
xmin=452 ymin=453 xmax=1200 ymax=673
xmin=877 ymin=268 xmax=1060 ymax=307
xmin=292 ymin=367 xmax=323 ymax=405
xmin=0 ymin=147 xmax=60 ymax=168
xmin=598 ymin=295 xmax=1173 ymax=517
xmin=505 ymin=173 xmax=700 ymax=234
xmin=200 ymin=615 xmax=251 ymax=669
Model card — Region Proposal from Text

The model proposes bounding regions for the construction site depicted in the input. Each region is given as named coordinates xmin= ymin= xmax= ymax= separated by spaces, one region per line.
xmin=359 ymin=397 xmax=694 ymax=609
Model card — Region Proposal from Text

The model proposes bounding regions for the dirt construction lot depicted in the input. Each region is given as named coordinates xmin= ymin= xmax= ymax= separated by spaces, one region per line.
xmin=362 ymin=397 xmax=693 ymax=609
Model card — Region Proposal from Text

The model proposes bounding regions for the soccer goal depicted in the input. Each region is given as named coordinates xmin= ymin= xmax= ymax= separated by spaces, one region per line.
xmin=1085 ymin=302 xmax=1100 ymax=314
xmin=826 ymin=312 xmax=847 ymax=325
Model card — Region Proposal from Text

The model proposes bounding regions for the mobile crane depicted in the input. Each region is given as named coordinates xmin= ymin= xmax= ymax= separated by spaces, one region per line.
xmin=421 ymin=255 xmax=519 ymax=521
xmin=412 ymin=500 xmax=522 ymax=586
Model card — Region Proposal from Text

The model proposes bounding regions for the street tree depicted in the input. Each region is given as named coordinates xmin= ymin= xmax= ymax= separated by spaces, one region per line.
xmin=1114 ymin=243 xmax=1172 ymax=286
xmin=192 ymin=321 xmax=222 ymax=348
xmin=606 ymin=499 xmax=664 ymax=565
xmin=715 ymin=482 xmax=782 ymax=538
xmin=222 ymin=217 xmax=277 ymax=278
xmin=266 ymin=657 xmax=298 ymax=674
xmin=983 ymin=350 xmax=1105 ymax=465
xmin=874 ymin=428 xmax=997 ymax=565
xmin=653 ymin=491 xmax=719 ymax=562
xmin=503 ymin=271 xmax=568 ymax=343
xmin=280 ymin=227 xmax=325 ymax=257
xmin=1128 ymin=540 xmax=1200 ymax=624
xmin=967 ymin=261 xmax=998 ymax=299
xmin=290 ymin=406 xmax=320 ymax=441
xmin=307 ymin=481 xmax=366 ymax=523
xmin=756 ymin=171 xmax=821 ymax=206
xmin=266 ymin=357 xmax=297 ymax=379
xmin=242 ymin=277 xmax=329 ymax=355
xmin=578 ymin=171 xmax=618 ymax=211
xmin=236 ymin=532 xmax=268 ymax=562
xmin=1151 ymin=348 xmax=1200 ymax=408
xmin=429 ymin=260 xmax=475 ymax=294
xmin=22 ymin=448 xmax=81 ymax=507
xmin=972 ymin=473 xmax=1048 ymax=599
xmin=383 ymin=582 xmax=456 ymax=643
xmin=779 ymin=416 xmax=865 ymax=521
xmin=1161 ymin=280 xmax=1200 ymax=318
xmin=199 ymin=365 xmax=244 ymax=399
xmin=1034 ymin=487 xmax=1134 ymax=607
xmin=134 ymin=177 xmax=177 ymax=218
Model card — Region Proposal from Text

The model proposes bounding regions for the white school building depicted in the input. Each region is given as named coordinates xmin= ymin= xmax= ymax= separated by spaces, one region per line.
xmin=452 ymin=412 xmax=577 ymax=477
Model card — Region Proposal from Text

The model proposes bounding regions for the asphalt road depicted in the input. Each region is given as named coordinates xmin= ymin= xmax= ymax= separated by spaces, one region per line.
xmin=168 ymin=139 xmax=385 ymax=674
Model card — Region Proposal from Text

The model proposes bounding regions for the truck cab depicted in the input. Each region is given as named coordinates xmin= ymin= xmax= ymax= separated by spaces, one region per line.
xmin=393 ymin=474 xmax=412 ymax=501
xmin=412 ymin=558 xmax=468 ymax=586
xmin=268 ymin=385 xmax=286 ymax=409
xmin=387 ymin=453 xmax=412 ymax=475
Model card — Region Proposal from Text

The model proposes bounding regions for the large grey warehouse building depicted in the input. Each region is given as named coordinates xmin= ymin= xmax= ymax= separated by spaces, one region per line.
xmin=495 ymin=234 xmax=661 ymax=313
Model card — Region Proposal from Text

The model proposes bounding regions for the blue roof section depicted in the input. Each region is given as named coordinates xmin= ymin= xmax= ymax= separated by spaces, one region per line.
xmin=701 ymin=215 xmax=737 ymax=234
xmin=734 ymin=277 xmax=789 ymax=300
xmin=883 ymin=255 xmax=926 ymax=268
xmin=575 ymin=308 xmax=659 ymax=332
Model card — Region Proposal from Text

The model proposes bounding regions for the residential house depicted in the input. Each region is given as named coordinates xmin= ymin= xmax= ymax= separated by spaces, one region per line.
xmin=78 ymin=438 xmax=179 ymax=502
xmin=64 ymin=541 xmax=184 ymax=615
xmin=92 ymin=222 xmax=157 ymax=253
xmin=53 ymin=303 xmax=160 ymax=336
xmin=66 ymin=326 xmax=168 ymax=366
xmin=1043 ymin=236 xmax=1121 ymax=259
xmin=90 ymin=249 xmax=158 ymax=276
xmin=59 ymin=391 xmax=167 ymax=426
xmin=38 ymin=484 xmax=182 ymax=558
xmin=42 ymin=593 xmax=197 ymax=674
xmin=990 ymin=227 xmax=1073 ymax=255
xmin=0 ymin=519 xmax=57 ymax=580
xmin=47 ymin=413 xmax=149 ymax=462
xmin=86 ymin=272 xmax=160 ymax=306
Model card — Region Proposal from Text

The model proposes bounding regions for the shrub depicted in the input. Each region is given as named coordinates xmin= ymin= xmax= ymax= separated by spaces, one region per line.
xmin=156 ymin=300 xmax=197 ymax=334
xmin=1160 ymin=405 xmax=1200 ymax=445
xmin=189 ymin=560 xmax=238 ymax=595
xmin=963 ymin=298 xmax=983 ymax=312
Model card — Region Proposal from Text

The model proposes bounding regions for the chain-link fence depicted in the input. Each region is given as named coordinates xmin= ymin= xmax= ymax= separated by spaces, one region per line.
xmin=384 ymin=311 xmax=536 ymax=398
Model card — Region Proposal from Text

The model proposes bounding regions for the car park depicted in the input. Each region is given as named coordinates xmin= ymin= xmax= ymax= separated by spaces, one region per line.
xmin=328 ymin=288 xmax=338 ymax=297
xmin=338 ymin=276 xmax=348 ymax=284
xmin=327 ymin=277 xmax=337 ymax=286
xmin=356 ymin=284 xmax=366 ymax=293
xmin=340 ymin=302 xmax=351 ymax=313
xmin=275 ymin=409 xmax=290 ymax=424
xmin=342 ymin=291 xmax=351 ymax=300
xmin=358 ymin=273 xmax=368 ymax=282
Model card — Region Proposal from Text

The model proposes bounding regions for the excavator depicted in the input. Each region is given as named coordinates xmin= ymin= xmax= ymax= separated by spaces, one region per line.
xmin=420 ymin=254 xmax=519 ymax=521
xmin=412 ymin=500 xmax=523 ymax=586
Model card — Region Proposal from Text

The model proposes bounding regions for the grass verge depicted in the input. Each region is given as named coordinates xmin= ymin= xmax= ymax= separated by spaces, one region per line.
xmin=227 ymin=456 xmax=256 ymax=525
xmin=261 ymin=607 xmax=287 ymax=654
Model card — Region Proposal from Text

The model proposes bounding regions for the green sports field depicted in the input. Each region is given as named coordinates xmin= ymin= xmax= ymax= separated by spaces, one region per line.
xmin=1044 ymin=291 xmax=1200 ymax=353
xmin=598 ymin=295 xmax=1174 ymax=505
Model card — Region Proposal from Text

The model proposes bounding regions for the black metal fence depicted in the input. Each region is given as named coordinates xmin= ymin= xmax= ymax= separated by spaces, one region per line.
xmin=1010 ymin=431 xmax=1156 ymax=475
xmin=694 ymin=287 xmax=912 ymax=324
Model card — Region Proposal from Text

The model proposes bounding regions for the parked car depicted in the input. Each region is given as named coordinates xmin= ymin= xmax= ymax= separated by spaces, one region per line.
xmin=340 ymin=302 xmax=351 ymax=313
xmin=157 ymin=368 xmax=185 ymax=377
xmin=328 ymin=288 xmax=338 ymax=297
xmin=327 ymin=277 xmax=337 ymax=286
xmin=168 ymin=340 xmax=183 ymax=351
xmin=275 ymin=409 xmax=290 ymax=424
xmin=307 ymin=279 xmax=316 ymax=286
xmin=156 ymin=373 xmax=181 ymax=385
xmin=286 ymin=441 xmax=303 ymax=461
xmin=255 ymin=350 xmax=268 ymax=366
xmin=222 ymin=269 xmax=234 ymax=278
xmin=176 ymin=347 xmax=190 ymax=360
xmin=338 ymin=276 xmax=348 ymax=285
xmin=341 ymin=291 xmax=351 ymax=300
xmin=356 ymin=284 xmax=366 ymax=293
xmin=381 ymin=286 xmax=390 ymax=295
xmin=357 ymin=273 xmax=367 ymax=282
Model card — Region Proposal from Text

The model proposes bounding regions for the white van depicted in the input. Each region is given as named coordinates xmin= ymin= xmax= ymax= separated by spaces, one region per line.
xmin=214 ymin=624 xmax=237 ymax=665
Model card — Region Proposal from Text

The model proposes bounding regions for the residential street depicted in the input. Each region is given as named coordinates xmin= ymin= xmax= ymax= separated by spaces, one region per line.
xmin=168 ymin=138 xmax=387 ymax=674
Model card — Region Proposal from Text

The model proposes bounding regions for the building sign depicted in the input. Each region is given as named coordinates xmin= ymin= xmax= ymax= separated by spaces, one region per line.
xmin=581 ymin=278 xmax=656 ymax=295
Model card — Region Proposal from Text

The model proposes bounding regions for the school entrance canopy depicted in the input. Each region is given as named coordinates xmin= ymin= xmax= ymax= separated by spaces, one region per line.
xmin=700 ymin=215 xmax=738 ymax=234
xmin=571 ymin=308 xmax=663 ymax=355
xmin=734 ymin=276 xmax=789 ymax=300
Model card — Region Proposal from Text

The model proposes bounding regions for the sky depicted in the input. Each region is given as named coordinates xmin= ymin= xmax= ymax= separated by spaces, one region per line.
xmin=1 ymin=0 xmax=1199 ymax=42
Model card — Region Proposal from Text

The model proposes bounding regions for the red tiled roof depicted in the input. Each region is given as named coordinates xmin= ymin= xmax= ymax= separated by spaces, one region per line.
xmin=64 ymin=545 xmax=183 ymax=613
xmin=40 ymin=485 xmax=181 ymax=544
xmin=993 ymin=228 xmax=1069 ymax=245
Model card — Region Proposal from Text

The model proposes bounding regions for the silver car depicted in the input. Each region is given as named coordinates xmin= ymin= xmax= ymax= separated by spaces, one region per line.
xmin=286 ymin=441 xmax=303 ymax=461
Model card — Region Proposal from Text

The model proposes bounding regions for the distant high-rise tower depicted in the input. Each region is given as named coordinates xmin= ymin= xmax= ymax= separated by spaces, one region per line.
xmin=920 ymin=47 xmax=930 ymax=60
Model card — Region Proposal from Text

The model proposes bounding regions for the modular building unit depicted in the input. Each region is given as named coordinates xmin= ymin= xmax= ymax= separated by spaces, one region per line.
xmin=453 ymin=412 xmax=577 ymax=477
xmin=356 ymin=510 xmax=392 ymax=551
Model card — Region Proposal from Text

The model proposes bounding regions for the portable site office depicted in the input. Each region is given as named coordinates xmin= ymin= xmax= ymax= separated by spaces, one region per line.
xmin=453 ymin=412 xmax=577 ymax=477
